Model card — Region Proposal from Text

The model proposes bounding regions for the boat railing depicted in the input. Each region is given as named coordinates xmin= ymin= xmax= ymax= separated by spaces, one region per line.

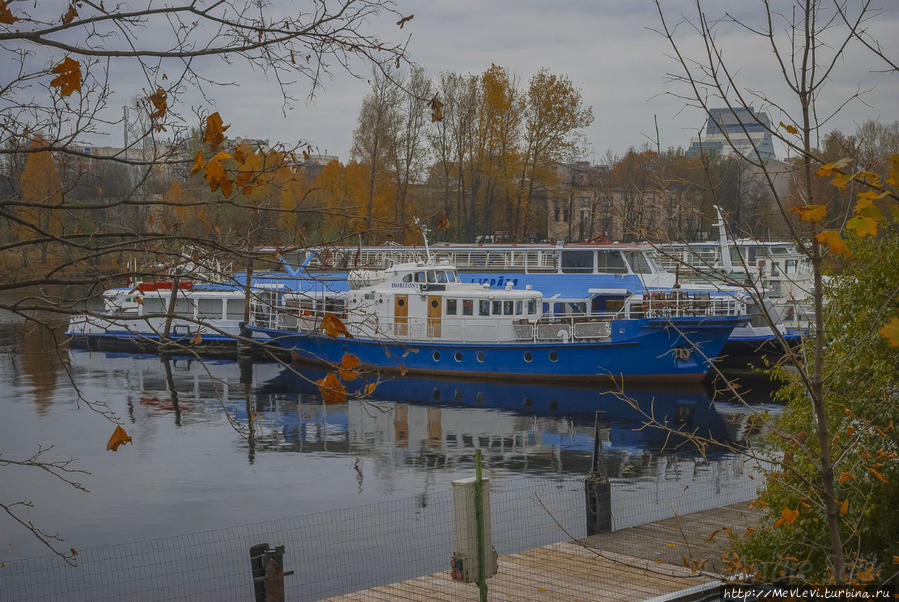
xmin=302 ymin=247 xmax=561 ymax=273
xmin=634 ymin=292 xmax=745 ymax=319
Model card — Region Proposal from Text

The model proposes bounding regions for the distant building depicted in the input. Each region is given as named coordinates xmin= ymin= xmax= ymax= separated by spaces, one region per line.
xmin=302 ymin=154 xmax=339 ymax=181
xmin=687 ymin=107 xmax=776 ymax=160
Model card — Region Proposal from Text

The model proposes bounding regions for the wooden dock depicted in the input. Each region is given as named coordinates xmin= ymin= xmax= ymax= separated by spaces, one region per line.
xmin=324 ymin=502 xmax=757 ymax=601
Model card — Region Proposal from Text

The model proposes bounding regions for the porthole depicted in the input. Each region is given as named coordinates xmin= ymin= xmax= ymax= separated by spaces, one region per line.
xmin=432 ymin=388 xmax=441 ymax=401
xmin=454 ymin=389 xmax=462 ymax=401
xmin=549 ymin=351 xmax=558 ymax=362
xmin=432 ymin=351 xmax=441 ymax=361
xmin=476 ymin=392 xmax=485 ymax=404
xmin=549 ymin=400 xmax=559 ymax=410
xmin=476 ymin=352 xmax=485 ymax=363
xmin=397 ymin=298 xmax=405 ymax=307
xmin=523 ymin=397 xmax=533 ymax=408
xmin=523 ymin=351 xmax=533 ymax=363
xmin=454 ymin=352 xmax=463 ymax=362
xmin=431 ymin=299 xmax=439 ymax=308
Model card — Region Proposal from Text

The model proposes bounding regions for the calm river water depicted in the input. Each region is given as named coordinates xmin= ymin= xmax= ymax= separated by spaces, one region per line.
xmin=0 ymin=308 xmax=775 ymax=569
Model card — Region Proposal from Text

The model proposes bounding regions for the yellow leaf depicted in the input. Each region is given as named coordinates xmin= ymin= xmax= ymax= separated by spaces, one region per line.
xmin=429 ymin=95 xmax=444 ymax=122
xmin=402 ymin=348 xmax=419 ymax=358
xmin=867 ymin=467 xmax=888 ymax=483
xmin=791 ymin=204 xmax=826 ymax=223
xmin=190 ymin=333 xmax=202 ymax=345
xmin=315 ymin=372 xmax=347 ymax=405
xmin=840 ymin=498 xmax=849 ymax=516
xmin=203 ymin=112 xmax=230 ymax=150
xmin=537 ymin=589 xmax=547 ymax=593
xmin=831 ymin=173 xmax=855 ymax=190
xmin=666 ymin=542 xmax=675 ymax=547
xmin=106 ymin=425 xmax=133 ymax=451
xmin=338 ymin=353 xmax=361 ymax=381
xmin=816 ymin=157 xmax=853 ymax=177
xmin=190 ymin=151 xmax=206 ymax=175
xmin=879 ymin=316 xmax=899 ymax=348
xmin=743 ymin=527 xmax=755 ymax=537
xmin=887 ymin=154 xmax=899 ymax=186
xmin=437 ymin=215 xmax=450 ymax=231
xmin=321 ymin=313 xmax=352 ymax=338
xmin=149 ymin=87 xmax=167 ymax=121
xmin=204 ymin=151 xmax=233 ymax=197
xmin=847 ymin=215 xmax=878 ymax=237
xmin=854 ymin=171 xmax=881 ymax=186
xmin=816 ymin=230 xmax=851 ymax=258
xmin=779 ymin=121 xmax=798 ymax=135
xmin=0 ymin=0 xmax=18 ymax=24
xmin=838 ymin=472 xmax=855 ymax=484
xmin=50 ymin=56 xmax=82 ymax=97
xmin=782 ymin=508 xmax=799 ymax=526
xmin=399 ymin=365 xmax=408 ymax=376
xmin=362 ymin=382 xmax=377 ymax=397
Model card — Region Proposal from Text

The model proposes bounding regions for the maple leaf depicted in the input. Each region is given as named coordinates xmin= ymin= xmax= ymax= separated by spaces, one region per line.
xmin=846 ymin=215 xmax=877 ymax=237
xmin=203 ymin=112 xmax=230 ymax=150
xmin=204 ymin=151 xmax=233 ymax=197
xmin=396 ymin=14 xmax=414 ymax=28
xmin=321 ymin=313 xmax=352 ymax=338
xmin=879 ymin=316 xmax=899 ymax=348
xmin=773 ymin=508 xmax=799 ymax=528
xmin=338 ymin=353 xmax=361 ymax=381
xmin=61 ymin=3 xmax=78 ymax=25
xmin=315 ymin=372 xmax=347 ymax=405
xmin=106 ymin=425 xmax=133 ymax=451
xmin=190 ymin=150 xmax=206 ymax=175
xmin=791 ymin=204 xmax=826 ymax=223
xmin=50 ymin=57 xmax=82 ymax=97
xmin=428 ymin=95 xmax=444 ymax=122
xmin=816 ymin=157 xmax=853 ymax=178
xmin=0 ymin=0 xmax=17 ymax=24
xmin=816 ymin=230 xmax=851 ymax=258
xmin=831 ymin=173 xmax=855 ymax=190
xmin=149 ymin=87 xmax=167 ymax=121
xmin=779 ymin=121 xmax=798 ymax=135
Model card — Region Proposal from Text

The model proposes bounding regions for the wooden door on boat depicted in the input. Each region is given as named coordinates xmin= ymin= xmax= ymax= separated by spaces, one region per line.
xmin=427 ymin=295 xmax=441 ymax=337
xmin=394 ymin=294 xmax=408 ymax=336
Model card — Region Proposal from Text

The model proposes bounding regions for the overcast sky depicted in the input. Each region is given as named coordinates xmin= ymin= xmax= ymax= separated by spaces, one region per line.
xmin=30 ymin=0 xmax=899 ymax=162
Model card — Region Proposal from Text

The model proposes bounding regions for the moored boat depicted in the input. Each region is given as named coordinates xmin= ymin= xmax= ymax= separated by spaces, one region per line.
xmin=249 ymin=261 xmax=749 ymax=383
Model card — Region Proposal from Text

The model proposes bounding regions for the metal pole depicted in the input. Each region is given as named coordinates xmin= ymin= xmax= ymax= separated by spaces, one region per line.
xmin=474 ymin=448 xmax=487 ymax=602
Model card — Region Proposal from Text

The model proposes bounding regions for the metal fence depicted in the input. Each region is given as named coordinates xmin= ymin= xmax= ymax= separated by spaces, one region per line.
xmin=1 ymin=465 xmax=761 ymax=602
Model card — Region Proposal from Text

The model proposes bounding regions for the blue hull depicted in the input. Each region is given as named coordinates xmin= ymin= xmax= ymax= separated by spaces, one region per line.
xmin=250 ymin=316 xmax=745 ymax=383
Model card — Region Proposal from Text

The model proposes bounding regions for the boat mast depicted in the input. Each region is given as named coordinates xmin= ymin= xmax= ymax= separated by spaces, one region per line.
xmin=713 ymin=205 xmax=733 ymax=273
xmin=414 ymin=217 xmax=433 ymax=264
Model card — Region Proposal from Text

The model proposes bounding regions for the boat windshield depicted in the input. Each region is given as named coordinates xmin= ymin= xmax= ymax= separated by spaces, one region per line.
xmin=623 ymin=251 xmax=653 ymax=274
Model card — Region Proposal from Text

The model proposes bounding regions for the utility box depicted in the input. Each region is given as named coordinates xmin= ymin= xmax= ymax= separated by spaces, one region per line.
xmin=451 ymin=476 xmax=498 ymax=582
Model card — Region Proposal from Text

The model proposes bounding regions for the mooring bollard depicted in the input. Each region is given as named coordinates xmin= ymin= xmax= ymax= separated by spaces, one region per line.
xmin=249 ymin=543 xmax=293 ymax=602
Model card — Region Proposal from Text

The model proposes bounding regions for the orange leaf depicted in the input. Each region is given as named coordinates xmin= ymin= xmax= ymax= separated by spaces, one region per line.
xmin=429 ymin=95 xmax=444 ymax=122
xmin=840 ymin=498 xmax=849 ymax=516
xmin=779 ymin=121 xmax=798 ymax=135
xmin=838 ymin=472 xmax=855 ymax=484
xmin=338 ymin=353 xmax=361 ymax=381
xmin=437 ymin=215 xmax=450 ymax=231
xmin=321 ymin=313 xmax=352 ymax=338
xmin=743 ymin=527 xmax=755 ymax=537
xmin=402 ymin=348 xmax=419 ymax=358
xmin=816 ymin=230 xmax=851 ymax=258
xmin=315 ymin=372 xmax=347 ymax=405
xmin=362 ymin=382 xmax=377 ymax=396
xmin=61 ymin=3 xmax=78 ymax=25
xmin=190 ymin=150 xmax=206 ymax=175
xmin=396 ymin=14 xmax=414 ymax=28
xmin=0 ymin=0 xmax=17 ymax=24
xmin=782 ymin=508 xmax=799 ymax=526
xmin=190 ymin=333 xmax=202 ymax=345
xmin=831 ymin=173 xmax=855 ymax=190
xmin=399 ymin=365 xmax=408 ymax=376
xmin=816 ymin=157 xmax=853 ymax=178
xmin=203 ymin=112 xmax=230 ymax=150
xmin=867 ymin=467 xmax=888 ymax=483
xmin=791 ymin=204 xmax=826 ymax=223
xmin=879 ymin=316 xmax=899 ymax=348
xmin=204 ymin=151 xmax=232 ymax=197
xmin=50 ymin=57 xmax=82 ymax=97
xmin=106 ymin=425 xmax=133 ymax=451
xmin=149 ymin=87 xmax=167 ymax=121
xmin=705 ymin=529 xmax=720 ymax=543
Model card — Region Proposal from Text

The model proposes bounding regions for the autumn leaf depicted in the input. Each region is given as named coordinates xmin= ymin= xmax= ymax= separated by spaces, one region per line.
xmin=50 ymin=57 xmax=82 ymax=96
xmin=106 ymin=425 xmax=133 ymax=451
xmin=846 ymin=215 xmax=877 ymax=237
xmin=887 ymin=154 xmax=899 ymax=186
xmin=338 ymin=353 xmax=361 ymax=381
xmin=399 ymin=365 xmax=408 ymax=376
xmin=362 ymin=382 xmax=377 ymax=397
xmin=204 ymin=151 xmax=233 ymax=197
xmin=705 ymin=529 xmax=720 ymax=543
xmin=0 ymin=0 xmax=17 ymax=24
xmin=61 ymin=3 xmax=78 ymax=25
xmin=854 ymin=171 xmax=881 ymax=186
xmin=816 ymin=157 xmax=853 ymax=178
xmin=321 ymin=313 xmax=352 ymax=338
xmin=190 ymin=150 xmax=206 ymax=175
xmin=190 ymin=333 xmax=202 ymax=345
xmin=840 ymin=498 xmax=849 ymax=516
xmin=831 ymin=173 xmax=855 ymax=190
xmin=779 ymin=121 xmax=798 ymax=135
xmin=437 ymin=214 xmax=450 ymax=231
xmin=70 ymin=547 xmax=78 ymax=557
xmin=791 ymin=204 xmax=826 ymax=223
xmin=774 ymin=508 xmax=799 ymax=528
xmin=401 ymin=348 xmax=418 ymax=358
xmin=203 ymin=112 xmax=230 ymax=150
xmin=838 ymin=472 xmax=855 ymax=484
xmin=879 ymin=316 xmax=899 ymax=348
xmin=315 ymin=372 xmax=347 ymax=405
xmin=428 ymin=95 xmax=444 ymax=122
xmin=816 ymin=230 xmax=851 ymax=258
xmin=396 ymin=14 xmax=414 ymax=28
xmin=867 ymin=467 xmax=888 ymax=483
xmin=149 ymin=87 xmax=167 ymax=121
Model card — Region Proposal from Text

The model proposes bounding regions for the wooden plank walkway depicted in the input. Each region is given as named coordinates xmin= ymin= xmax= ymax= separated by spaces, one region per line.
xmin=324 ymin=502 xmax=758 ymax=601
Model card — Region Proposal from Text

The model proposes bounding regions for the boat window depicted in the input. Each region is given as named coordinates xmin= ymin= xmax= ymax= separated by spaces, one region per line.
xmin=446 ymin=299 xmax=457 ymax=315
xmin=173 ymin=299 xmax=192 ymax=315
xmin=560 ymin=250 xmax=594 ymax=273
xmin=623 ymin=251 xmax=652 ymax=274
xmin=402 ymin=274 xmax=412 ymax=283
xmin=198 ymin=298 xmax=223 ymax=320
xmin=227 ymin=299 xmax=245 ymax=320
xmin=785 ymin=259 xmax=797 ymax=274
xmin=515 ymin=300 xmax=522 ymax=315
xmin=492 ymin=300 xmax=502 ymax=315
xmin=437 ymin=271 xmax=448 ymax=283
xmin=426 ymin=271 xmax=436 ymax=283
xmin=596 ymin=250 xmax=627 ymax=273
xmin=479 ymin=300 xmax=490 ymax=316
xmin=503 ymin=301 xmax=513 ymax=315
xmin=463 ymin=299 xmax=474 ymax=316
xmin=527 ymin=299 xmax=536 ymax=315
xmin=772 ymin=246 xmax=788 ymax=255
xmin=542 ymin=302 xmax=550 ymax=314
xmin=771 ymin=261 xmax=780 ymax=276
xmin=448 ymin=271 xmax=458 ymax=282
xmin=415 ymin=271 xmax=425 ymax=282
xmin=143 ymin=298 xmax=166 ymax=315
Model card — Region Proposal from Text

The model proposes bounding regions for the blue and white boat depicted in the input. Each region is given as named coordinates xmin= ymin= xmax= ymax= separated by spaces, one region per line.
xmin=249 ymin=260 xmax=748 ymax=383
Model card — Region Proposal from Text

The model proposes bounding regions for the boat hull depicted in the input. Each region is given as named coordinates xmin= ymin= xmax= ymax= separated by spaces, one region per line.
xmin=250 ymin=317 xmax=745 ymax=383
